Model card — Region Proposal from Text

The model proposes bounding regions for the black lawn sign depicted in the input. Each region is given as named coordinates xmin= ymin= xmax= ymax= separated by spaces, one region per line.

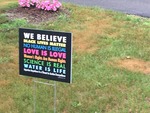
xmin=19 ymin=28 xmax=72 ymax=83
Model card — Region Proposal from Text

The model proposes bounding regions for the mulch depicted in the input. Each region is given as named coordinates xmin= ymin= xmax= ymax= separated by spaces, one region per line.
xmin=6 ymin=6 xmax=69 ymax=24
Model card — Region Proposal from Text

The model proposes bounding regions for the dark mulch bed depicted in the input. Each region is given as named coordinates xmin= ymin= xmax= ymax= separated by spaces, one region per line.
xmin=6 ymin=7 xmax=69 ymax=24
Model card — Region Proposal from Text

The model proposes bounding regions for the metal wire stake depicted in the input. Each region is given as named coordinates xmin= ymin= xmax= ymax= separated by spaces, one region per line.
xmin=33 ymin=78 xmax=37 ymax=113
xmin=54 ymin=81 xmax=56 ymax=113
xmin=33 ymin=79 xmax=57 ymax=113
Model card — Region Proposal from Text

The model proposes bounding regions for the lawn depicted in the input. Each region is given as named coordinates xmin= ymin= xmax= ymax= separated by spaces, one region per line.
xmin=0 ymin=1 xmax=150 ymax=113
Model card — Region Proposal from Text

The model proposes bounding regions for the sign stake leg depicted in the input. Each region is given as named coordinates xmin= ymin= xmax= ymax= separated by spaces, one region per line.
xmin=54 ymin=81 xmax=56 ymax=113
xmin=33 ymin=78 xmax=37 ymax=113
xmin=33 ymin=79 xmax=57 ymax=113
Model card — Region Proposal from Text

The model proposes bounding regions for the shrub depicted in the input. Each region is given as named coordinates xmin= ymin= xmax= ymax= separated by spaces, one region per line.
xmin=18 ymin=0 xmax=62 ymax=11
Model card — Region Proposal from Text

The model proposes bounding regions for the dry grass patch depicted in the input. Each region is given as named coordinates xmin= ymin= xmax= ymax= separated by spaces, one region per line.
xmin=11 ymin=46 xmax=18 ymax=63
xmin=0 ymin=46 xmax=18 ymax=78
xmin=0 ymin=80 xmax=10 ymax=86
xmin=0 ymin=0 xmax=17 ymax=7
xmin=73 ymin=18 xmax=112 ymax=53
xmin=0 ymin=96 xmax=15 ymax=112
xmin=146 ymin=97 xmax=150 ymax=104
xmin=111 ymin=58 xmax=150 ymax=75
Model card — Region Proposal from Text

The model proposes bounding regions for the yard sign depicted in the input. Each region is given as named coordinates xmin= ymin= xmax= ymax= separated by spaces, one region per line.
xmin=19 ymin=28 xmax=72 ymax=83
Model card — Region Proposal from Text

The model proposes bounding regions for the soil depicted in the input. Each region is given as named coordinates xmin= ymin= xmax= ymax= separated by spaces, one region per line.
xmin=111 ymin=58 xmax=150 ymax=75
xmin=6 ymin=7 xmax=69 ymax=24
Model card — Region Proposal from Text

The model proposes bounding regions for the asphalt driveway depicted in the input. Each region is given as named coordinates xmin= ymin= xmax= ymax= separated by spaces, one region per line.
xmin=60 ymin=0 xmax=150 ymax=18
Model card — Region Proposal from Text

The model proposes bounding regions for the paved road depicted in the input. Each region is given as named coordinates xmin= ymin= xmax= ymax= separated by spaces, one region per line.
xmin=60 ymin=0 xmax=150 ymax=18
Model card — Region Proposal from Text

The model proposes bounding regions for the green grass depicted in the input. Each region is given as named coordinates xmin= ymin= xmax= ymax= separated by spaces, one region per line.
xmin=0 ymin=2 xmax=150 ymax=113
